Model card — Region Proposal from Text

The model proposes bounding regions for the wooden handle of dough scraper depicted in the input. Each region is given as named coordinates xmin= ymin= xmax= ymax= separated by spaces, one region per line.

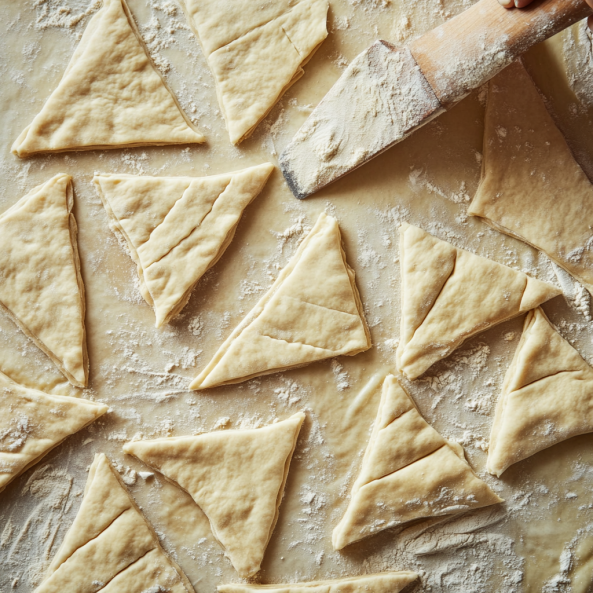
xmin=409 ymin=0 xmax=592 ymax=107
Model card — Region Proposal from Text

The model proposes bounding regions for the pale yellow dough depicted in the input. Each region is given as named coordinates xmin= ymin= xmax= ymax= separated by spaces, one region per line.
xmin=470 ymin=61 xmax=593 ymax=295
xmin=0 ymin=371 xmax=107 ymax=495
xmin=218 ymin=571 xmax=420 ymax=593
xmin=332 ymin=375 xmax=502 ymax=550
xmin=488 ymin=307 xmax=593 ymax=477
xmin=124 ymin=412 xmax=305 ymax=577
xmin=0 ymin=174 xmax=89 ymax=387
xmin=93 ymin=163 xmax=274 ymax=327
xmin=34 ymin=453 xmax=194 ymax=593
xmin=179 ymin=0 xmax=328 ymax=144
xmin=396 ymin=223 xmax=561 ymax=380
xmin=191 ymin=212 xmax=371 ymax=390
xmin=12 ymin=0 xmax=204 ymax=157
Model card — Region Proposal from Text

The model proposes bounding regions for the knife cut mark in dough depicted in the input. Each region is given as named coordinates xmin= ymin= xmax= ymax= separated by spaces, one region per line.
xmin=218 ymin=571 xmax=420 ymax=593
xmin=179 ymin=0 xmax=328 ymax=144
xmin=12 ymin=0 xmax=204 ymax=157
xmin=488 ymin=307 xmax=593 ymax=477
xmin=0 ymin=174 xmax=89 ymax=388
xmin=332 ymin=375 xmax=502 ymax=550
xmin=34 ymin=453 xmax=195 ymax=593
xmin=469 ymin=61 xmax=593 ymax=296
xmin=190 ymin=212 xmax=371 ymax=390
xmin=93 ymin=163 xmax=274 ymax=327
xmin=123 ymin=412 xmax=305 ymax=578
xmin=0 ymin=371 xmax=107 ymax=495
xmin=396 ymin=222 xmax=561 ymax=380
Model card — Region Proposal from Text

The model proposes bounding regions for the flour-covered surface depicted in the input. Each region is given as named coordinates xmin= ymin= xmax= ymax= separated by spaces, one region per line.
xmin=1 ymin=1 xmax=593 ymax=592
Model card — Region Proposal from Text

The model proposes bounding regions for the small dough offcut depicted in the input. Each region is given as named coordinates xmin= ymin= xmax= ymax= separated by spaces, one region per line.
xmin=332 ymin=375 xmax=502 ymax=550
xmin=124 ymin=412 xmax=305 ymax=577
xmin=12 ymin=0 xmax=204 ymax=157
xmin=0 ymin=371 xmax=107 ymax=495
xmin=0 ymin=174 xmax=89 ymax=387
xmin=33 ymin=453 xmax=195 ymax=593
xmin=179 ymin=0 xmax=328 ymax=144
xmin=470 ymin=61 xmax=593 ymax=295
xmin=488 ymin=307 xmax=593 ymax=477
xmin=190 ymin=213 xmax=371 ymax=389
xmin=94 ymin=163 xmax=274 ymax=327
xmin=218 ymin=571 xmax=420 ymax=593
xmin=396 ymin=223 xmax=560 ymax=380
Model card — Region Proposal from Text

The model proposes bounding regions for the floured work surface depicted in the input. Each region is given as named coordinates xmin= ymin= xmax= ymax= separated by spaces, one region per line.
xmin=2 ymin=1 xmax=593 ymax=592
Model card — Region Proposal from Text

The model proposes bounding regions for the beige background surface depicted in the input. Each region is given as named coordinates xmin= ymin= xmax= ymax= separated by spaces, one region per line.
xmin=2 ymin=0 xmax=593 ymax=591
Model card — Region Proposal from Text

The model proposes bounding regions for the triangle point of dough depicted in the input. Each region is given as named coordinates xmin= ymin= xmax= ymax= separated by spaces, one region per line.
xmin=332 ymin=375 xmax=502 ymax=550
xmin=93 ymin=163 xmax=274 ymax=327
xmin=123 ymin=412 xmax=305 ymax=577
xmin=470 ymin=60 xmax=593 ymax=295
xmin=217 ymin=571 xmax=420 ymax=593
xmin=0 ymin=371 xmax=107 ymax=495
xmin=13 ymin=0 xmax=204 ymax=157
xmin=35 ymin=453 xmax=195 ymax=593
xmin=190 ymin=212 xmax=371 ymax=390
xmin=396 ymin=222 xmax=560 ymax=380
xmin=0 ymin=174 xmax=89 ymax=387
xmin=488 ymin=307 xmax=593 ymax=477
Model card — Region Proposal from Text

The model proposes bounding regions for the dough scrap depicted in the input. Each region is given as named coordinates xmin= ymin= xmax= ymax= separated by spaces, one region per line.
xmin=0 ymin=371 xmax=107 ymax=495
xmin=190 ymin=212 xmax=371 ymax=390
xmin=469 ymin=61 xmax=593 ymax=295
xmin=218 ymin=571 xmax=419 ymax=593
xmin=179 ymin=0 xmax=328 ymax=144
xmin=93 ymin=163 xmax=274 ymax=327
xmin=396 ymin=222 xmax=560 ymax=380
xmin=488 ymin=307 xmax=593 ymax=476
xmin=124 ymin=412 xmax=305 ymax=577
xmin=332 ymin=375 xmax=502 ymax=550
xmin=34 ymin=453 xmax=194 ymax=593
xmin=0 ymin=174 xmax=89 ymax=387
xmin=12 ymin=0 xmax=204 ymax=157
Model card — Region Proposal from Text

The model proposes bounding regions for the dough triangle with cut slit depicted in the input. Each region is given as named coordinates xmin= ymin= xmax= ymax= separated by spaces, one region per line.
xmin=218 ymin=571 xmax=420 ymax=593
xmin=488 ymin=307 xmax=593 ymax=477
xmin=0 ymin=371 xmax=107 ymax=495
xmin=94 ymin=163 xmax=274 ymax=327
xmin=12 ymin=0 xmax=204 ymax=157
xmin=396 ymin=223 xmax=561 ymax=380
xmin=0 ymin=174 xmax=88 ymax=387
xmin=123 ymin=412 xmax=305 ymax=577
xmin=332 ymin=375 xmax=502 ymax=550
xmin=35 ymin=453 xmax=195 ymax=593
xmin=190 ymin=212 xmax=371 ymax=389
xmin=180 ymin=0 xmax=328 ymax=144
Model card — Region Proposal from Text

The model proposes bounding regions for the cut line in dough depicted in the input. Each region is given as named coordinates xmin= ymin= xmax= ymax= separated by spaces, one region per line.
xmin=396 ymin=222 xmax=561 ymax=380
xmin=332 ymin=375 xmax=503 ymax=550
xmin=124 ymin=412 xmax=305 ymax=577
xmin=12 ymin=0 xmax=204 ymax=157
xmin=94 ymin=163 xmax=274 ymax=327
xmin=190 ymin=212 xmax=371 ymax=390
xmin=0 ymin=174 xmax=89 ymax=388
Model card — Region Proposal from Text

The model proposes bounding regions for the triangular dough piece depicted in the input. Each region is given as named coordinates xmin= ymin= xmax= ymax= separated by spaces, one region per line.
xmin=470 ymin=61 xmax=593 ymax=295
xmin=218 ymin=571 xmax=420 ymax=593
xmin=180 ymin=0 xmax=328 ymax=144
xmin=488 ymin=307 xmax=593 ymax=476
xmin=35 ymin=454 xmax=194 ymax=593
xmin=123 ymin=412 xmax=305 ymax=577
xmin=12 ymin=0 xmax=204 ymax=157
xmin=396 ymin=223 xmax=561 ymax=380
xmin=0 ymin=174 xmax=89 ymax=387
xmin=94 ymin=163 xmax=274 ymax=326
xmin=332 ymin=375 xmax=502 ymax=550
xmin=0 ymin=372 xmax=107 ymax=495
xmin=190 ymin=213 xmax=371 ymax=389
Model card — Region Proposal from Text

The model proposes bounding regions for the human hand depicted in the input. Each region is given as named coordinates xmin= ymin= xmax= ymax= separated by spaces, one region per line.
xmin=498 ymin=0 xmax=593 ymax=30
